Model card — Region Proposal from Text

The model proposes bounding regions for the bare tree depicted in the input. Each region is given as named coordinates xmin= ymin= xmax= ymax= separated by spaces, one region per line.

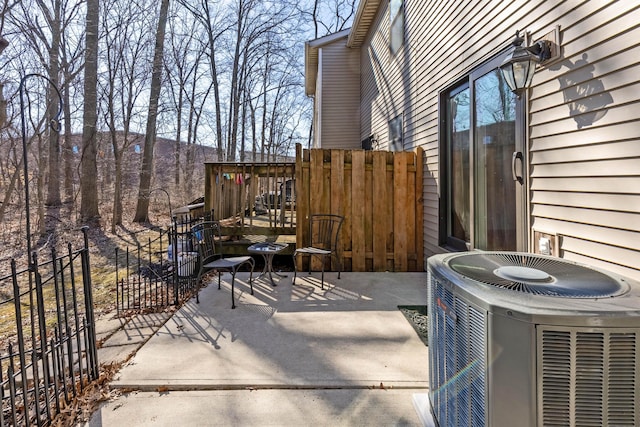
xmin=33 ymin=0 xmax=64 ymax=207
xmin=182 ymin=66 xmax=212 ymax=199
xmin=80 ymin=0 xmax=100 ymax=222
xmin=59 ymin=1 xmax=87 ymax=203
xmin=163 ymin=5 xmax=208 ymax=193
xmin=226 ymin=0 xmax=294 ymax=161
xmin=0 ymin=0 xmax=354 ymax=237
xmin=299 ymin=0 xmax=355 ymax=39
xmin=7 ymin=1 xmax=66 ymax=210
xmin=133 ymin=0 xmax=169 ymax=223
xmin=178 ymin=0 xmax=230 ymax=161
xmin=100 ymin=0 xmax=154 ymax=230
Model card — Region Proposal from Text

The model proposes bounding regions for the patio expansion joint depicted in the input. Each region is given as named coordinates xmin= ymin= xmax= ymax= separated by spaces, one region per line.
xmin=109 ymin=383 xmax=431 ymax=393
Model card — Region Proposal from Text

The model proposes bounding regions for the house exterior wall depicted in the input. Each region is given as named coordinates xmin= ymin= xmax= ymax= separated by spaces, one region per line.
xmin=313 ymin=51 xmax=322 ymax=148
xmin=317 ymin=38 xmax=361 ymax=149
xmin=356 ymin=0 xmax=640 ymax=281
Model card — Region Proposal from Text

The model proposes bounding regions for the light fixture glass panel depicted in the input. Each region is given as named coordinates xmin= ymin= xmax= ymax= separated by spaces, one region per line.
xmin=513 ymin=61 xmax=528 ymax=88
xmin=500 ymin=65 xmax=516 ymax=92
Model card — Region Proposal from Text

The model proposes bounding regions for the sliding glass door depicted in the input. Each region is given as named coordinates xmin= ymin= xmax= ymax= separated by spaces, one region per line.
xmin=443 ymin=55 xmax=526 ymax=251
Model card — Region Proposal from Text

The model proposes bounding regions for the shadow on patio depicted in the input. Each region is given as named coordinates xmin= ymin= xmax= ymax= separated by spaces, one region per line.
xmin=94 ymin=272 xmax=431 ymax=425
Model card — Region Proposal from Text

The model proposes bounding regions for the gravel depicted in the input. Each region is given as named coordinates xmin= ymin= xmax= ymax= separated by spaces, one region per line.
xmin=399 ymin=305 xmax=428 ymax=347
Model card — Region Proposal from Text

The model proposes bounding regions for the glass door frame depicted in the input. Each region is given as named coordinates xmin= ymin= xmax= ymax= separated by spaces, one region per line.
xmin=440 ymin=52 xmax=528 ymax=252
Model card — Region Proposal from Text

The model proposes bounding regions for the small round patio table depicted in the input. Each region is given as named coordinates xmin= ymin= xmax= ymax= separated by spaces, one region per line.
xmin=247 ymin=242 xmax=288 ymax=286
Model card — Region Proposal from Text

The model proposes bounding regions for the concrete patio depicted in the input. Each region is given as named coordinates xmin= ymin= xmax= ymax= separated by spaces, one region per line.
xmin=89 ymin=271 xmax=433 ymax=426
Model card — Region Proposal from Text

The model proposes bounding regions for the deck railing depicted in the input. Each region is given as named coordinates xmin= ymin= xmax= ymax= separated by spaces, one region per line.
xmin=204 ymin=162 xmax=296 ymax=237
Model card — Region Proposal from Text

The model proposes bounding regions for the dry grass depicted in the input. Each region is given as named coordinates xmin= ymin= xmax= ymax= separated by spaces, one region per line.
xmin=0 ymin=197 xmax=177 ymax=343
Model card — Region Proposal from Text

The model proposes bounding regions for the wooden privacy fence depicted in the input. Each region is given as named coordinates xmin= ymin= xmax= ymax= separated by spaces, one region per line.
xmin=296 ymin=145 xmax=424 ymax=272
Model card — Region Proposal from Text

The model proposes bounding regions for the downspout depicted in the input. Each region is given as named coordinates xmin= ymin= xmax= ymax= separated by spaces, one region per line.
xmin=316 ymin=48 xmax=322 ymax=149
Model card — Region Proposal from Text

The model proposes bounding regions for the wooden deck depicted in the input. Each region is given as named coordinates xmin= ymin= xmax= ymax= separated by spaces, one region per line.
xmin=219 ymin=211 xmax=296 ymax=256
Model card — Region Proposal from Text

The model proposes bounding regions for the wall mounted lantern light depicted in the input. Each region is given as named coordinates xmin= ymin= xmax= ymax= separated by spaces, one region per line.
xmin=499 ymin=30 xmax=553 ymax=98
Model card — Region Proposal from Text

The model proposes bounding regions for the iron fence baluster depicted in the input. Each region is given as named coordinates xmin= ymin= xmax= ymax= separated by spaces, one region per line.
xmin=67 ymin=243 xmax=82 ymax=396
xmin=59 ymin=253 xmax=71 ymax=345
xmin=61 ymin=330 xmax=71 ymax=406
xmin=172 ymin=219 xmax=179 ymax=305
xmin=136 ymin=244 xmax=141 ymax=308
xmin=33 ymin=254 xmax=53 ymax=423
xmin=57 ymin=256 xmax=72 ymax=398
xmin=7 ymin=363 xmax=17 ymax=427
xmin=0 ymin=357 xmax=4 ymax=427
xmin=11 ymin=260 xmax=31 ymax=419
xmin=80 ymin=318 xmax=89 ymax=392
xmin=50 ymin=335 xmax=61 ymax=418
xmin=52 ymin=248 xmax=65 ymax=381
xmin=29 ymin=346 xmax=41 ymax=425
xmin=27 ymin=255 xmax=37 ymax=391
xmin=126 ymin=247 xmax=131 ymax=310
xmin=59 ymin=326 xmax=71 ymax=403
xmin=119 ymin=277 xmax=125 ymax=312
xmin=115 ymin=248 xmax=120 ymax=316
xmin=160 ymin=232 xmax=166 ymax=306
xmin=148 ymin=236 xmax=152 ymax=308
xmin=66 ymin=325 xmax=77 ymax=398
xmin=81 ymin=227 xmax=98 ymax=380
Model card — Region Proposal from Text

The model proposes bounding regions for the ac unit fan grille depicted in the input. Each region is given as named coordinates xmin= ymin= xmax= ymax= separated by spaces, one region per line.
xmin=448 ymin=252 xmax=623 ymax=297
xmin=428 ymin=273 xmax=487 ymax=427
xmin=539 ymin=327 xmax=638 ymax=426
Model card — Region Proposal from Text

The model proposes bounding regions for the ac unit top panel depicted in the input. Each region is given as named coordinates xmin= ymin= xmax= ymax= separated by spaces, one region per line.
xmin=449 ymin=252 xmax=623 ymax=297
xmin=428 ymin=252 xmax=640 ymax=326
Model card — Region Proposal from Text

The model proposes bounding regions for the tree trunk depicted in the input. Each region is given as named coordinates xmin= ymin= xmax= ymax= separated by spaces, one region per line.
xmin=79 ymin=0 xmax=100 ymax=223
xmin=62 ymin=73 xmax=74 ymax=203
xmin=174 ymin=86 xmax=183 ymax=187
xmin=45 ymin=0 xmax=62 ymax=207
xmin=134 ymin=0 xmax=170 ymax=223
xmin=111 ymin=150 xmax=123 ymax=233
xmin=226 ymin=2 xmax=243 ymax=161
xmin=260 ymin=59 xmax=269 ymax=162
xmin=200 ymin=1 xmax=224 ymax=162
xmin=0 ymin=153 xmax=22 ymax=223
xmin=249 ymin=99 xmax=257 ymax=160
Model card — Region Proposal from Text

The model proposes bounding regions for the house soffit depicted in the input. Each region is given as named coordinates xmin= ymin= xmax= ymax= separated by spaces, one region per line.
xmin=346 ymin=0 xmax=382 ymax=48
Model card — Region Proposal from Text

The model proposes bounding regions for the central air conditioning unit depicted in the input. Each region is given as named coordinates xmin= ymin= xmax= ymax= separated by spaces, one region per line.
xmin=427 ymin=252 xmax=640 ymax=427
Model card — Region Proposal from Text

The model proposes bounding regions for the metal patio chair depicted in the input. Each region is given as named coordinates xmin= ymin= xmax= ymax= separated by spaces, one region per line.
xmin=191 ymin=221 xmax=255 ymax=309
xmin=292 ymin=214 xmax=344 ymax=289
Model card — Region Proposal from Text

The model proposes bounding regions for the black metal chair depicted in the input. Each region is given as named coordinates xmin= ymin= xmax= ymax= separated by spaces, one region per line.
xmin=191 ymin=221 xmax=255 ymax=309
xmin=292 ymin=214 xmax=344 ymax=289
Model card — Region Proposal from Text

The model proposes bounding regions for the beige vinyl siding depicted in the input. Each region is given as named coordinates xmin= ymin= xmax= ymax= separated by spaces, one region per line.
xmin=359 ymin=0 xmax=542 ymax=265
xmin=319 ymin=39 xmax=361 ymax=149
xmin=529 ymin=0 xmax=640 ymax=280
xmin=356 ymin=0 xmax=640 ymax=279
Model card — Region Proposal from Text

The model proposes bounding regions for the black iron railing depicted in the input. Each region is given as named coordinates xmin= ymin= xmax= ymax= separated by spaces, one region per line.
xmin=1 ymin=227 xmax=98 ymax=426
xmin=115 ymin=213 xmax=207 ymax=314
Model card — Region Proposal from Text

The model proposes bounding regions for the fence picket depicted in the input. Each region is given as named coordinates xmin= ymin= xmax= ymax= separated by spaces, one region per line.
xmin=372 ymin=151 xmax=387 ymax=271
xmin=351 ymin=150 xmax=366 ymax=271
xmin=296 ymin=145 xmax=423 ymax=273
